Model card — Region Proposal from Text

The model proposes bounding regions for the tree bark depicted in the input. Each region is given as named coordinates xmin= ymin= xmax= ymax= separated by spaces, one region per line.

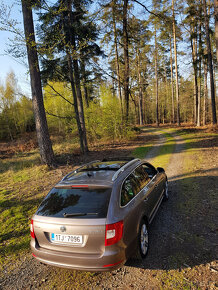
xmin=112 ymin=1 xmax=123 ymax=114
xmin=164 ymin=61 xmax=168 ymax=125
xmin=215 ymin=0 xmax=218 ymax=62
xmin=123 ymin=0 xmax=129 ymax=121
xmin=66 ymin=0 xmax=88 ymax=152
xmin=137 ymin=48 xmax=144 ymax=125
xmin=191 ymin=33 xmax=198 ymax=126
xmin=172 ymin=0 xmax=180 ymax=126
xmin=154 ymin=24 xmax=159 ymax=126
xmin=21 ymin=0 xmax=56 ymax=167
xmin=203 ymin=0 xmax=217 ymax=125
xmin=203 ymin=58 xmax=208 ymax=125
xmin=169 ymin=34 xmax=175 ymax=124
xmin=80 ymin=59 xmax=89 ymax=107
xmin=66 ymin=50 xmax=85 ymax=154
xmin=197 ymin=2 xmax=203 ymax=127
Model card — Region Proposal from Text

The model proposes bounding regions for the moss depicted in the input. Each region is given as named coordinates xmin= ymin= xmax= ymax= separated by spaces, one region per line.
xmin=157 ymin=270 xmax=199 ymax=289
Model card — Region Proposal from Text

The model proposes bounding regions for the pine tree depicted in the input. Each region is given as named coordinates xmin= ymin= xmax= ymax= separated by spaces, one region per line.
xmin=21 ymin=0 xmax=56 ymax=167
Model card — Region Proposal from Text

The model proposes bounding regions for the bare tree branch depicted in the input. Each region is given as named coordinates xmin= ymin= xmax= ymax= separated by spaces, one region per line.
xmin=133 ymin=0 xmax=171 ymax=25
xmin=45 ymin=109 xmax=74 ymax=120
xmin=46 ymin=82 xmax=74 ymax=107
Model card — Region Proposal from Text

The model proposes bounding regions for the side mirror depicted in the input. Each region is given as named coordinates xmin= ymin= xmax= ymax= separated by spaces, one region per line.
xmin=157 ymin=167 xmax=165 ymax=173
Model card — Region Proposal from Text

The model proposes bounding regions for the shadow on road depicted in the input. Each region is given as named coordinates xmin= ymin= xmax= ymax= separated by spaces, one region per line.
xmin=126 ymin=173 xmax=218 ymax=271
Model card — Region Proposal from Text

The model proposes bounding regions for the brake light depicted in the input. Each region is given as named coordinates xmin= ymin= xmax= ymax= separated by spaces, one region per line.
xmin=30 ymin=219 xmax=35 ymax=239
xmin=105 ymin=220 xmax=123 ymax=246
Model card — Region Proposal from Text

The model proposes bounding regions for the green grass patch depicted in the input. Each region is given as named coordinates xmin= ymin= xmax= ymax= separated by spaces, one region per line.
xmin=132 ymin=144 xmax=153 ymax=159
xmin=0 ymin=150 xmax=60 ymax=267
xmin=151 ymin=131 xmax=176 ymax=168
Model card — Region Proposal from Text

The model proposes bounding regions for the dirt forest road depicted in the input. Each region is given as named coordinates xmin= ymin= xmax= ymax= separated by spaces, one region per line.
xmin=0 ymin=127 xmax=217 ymax=289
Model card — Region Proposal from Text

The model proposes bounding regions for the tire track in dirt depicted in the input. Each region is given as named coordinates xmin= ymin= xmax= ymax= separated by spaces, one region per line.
xmin=144 ymin=130 xmax=166 ymax=162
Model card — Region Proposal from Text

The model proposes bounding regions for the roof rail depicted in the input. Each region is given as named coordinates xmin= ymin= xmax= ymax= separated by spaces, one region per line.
xmin=102 ymin=157 xmax=135 ymax=162
xmin=112 ymin=158 xmax=140 ymax=181
xmin=61 ymin=160 xmax=101 ymax=181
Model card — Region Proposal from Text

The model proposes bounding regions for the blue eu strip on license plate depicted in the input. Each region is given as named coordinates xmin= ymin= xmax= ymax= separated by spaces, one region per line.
xmin=51 ymin=233 xmax=55 ymax=241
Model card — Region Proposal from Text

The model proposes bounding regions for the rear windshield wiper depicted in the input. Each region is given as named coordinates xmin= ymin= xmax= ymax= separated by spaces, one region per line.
xmin=63 ymin=212 xmax=98 ymax=218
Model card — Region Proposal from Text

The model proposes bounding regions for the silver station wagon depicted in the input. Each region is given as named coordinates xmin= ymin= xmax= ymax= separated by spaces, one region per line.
xmin=30 ymin=157 xmax=168 ymax=271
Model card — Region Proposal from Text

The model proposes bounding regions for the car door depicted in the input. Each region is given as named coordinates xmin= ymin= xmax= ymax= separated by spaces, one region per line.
xmin=142 ymin=163 xmax=164 ymax=211
xmin=120 ymin=166 xmax=155 ymax=255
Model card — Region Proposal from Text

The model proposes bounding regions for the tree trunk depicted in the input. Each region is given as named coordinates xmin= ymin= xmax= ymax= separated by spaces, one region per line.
xmin=123 ymin=0 xmax=129 ymax=121
xmin=191 ymin=33 xmax=198 ymax=125
xmin=215 ymin=0 xmax=218 ymax=62
xmin=80 ymin=59 xmax=89 ymax=107
xmin=203 ymin=58 xmax=208 ymax=125
xmin=154 ymin=24 xmax=159 ymax=126
xmin=137 ymin=49 xmax=144 ymax=125
xmin=197 ymin=2 xmax=203 ymax=127
xmin=72 ymin=58 xmax=88 ymax=152
xmin=21 ymin=0 xmax=56 ymax=167
xmin=169 ymin=34 xmax=175 ymax=124
xmin=66 ymin=0 xmax=88 ymax=152
xmin=203 ymin=0 xmax=217 ymax=125
xmin=172 ymin=0 xmax=180 ymax=126
xmin=112 ymin=1 xmax=123 ymax=114
xmin=164 ymin=61 xmax=168 ymax=124
xmin=66 ymin=50 xmax=85 ymax=154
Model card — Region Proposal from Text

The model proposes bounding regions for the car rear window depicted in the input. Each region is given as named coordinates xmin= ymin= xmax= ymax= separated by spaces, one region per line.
xmin=36 ymin=187 xmax=111 ymax=218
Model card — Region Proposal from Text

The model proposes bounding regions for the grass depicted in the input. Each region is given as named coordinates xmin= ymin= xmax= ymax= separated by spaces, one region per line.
xmin=0 ymin=148 xmax=64 ymax=268
xmin=132 ymin=128 xmax=176 ymax=169
xmin=132 ymin=144 xmax=153 ymax=159
xmin=151 ymin=131 xmax=176 ymax=168
xmin=157 ymin=270 xmax=199 ymax=289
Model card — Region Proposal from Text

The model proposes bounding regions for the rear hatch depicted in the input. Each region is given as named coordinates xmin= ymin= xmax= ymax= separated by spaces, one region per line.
xmin=33 ymin=186 xmax=111 ymax=255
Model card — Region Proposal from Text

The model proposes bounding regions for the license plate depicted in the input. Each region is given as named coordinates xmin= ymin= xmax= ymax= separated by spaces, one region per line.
xmin=51 ymin=233 xmax=82 ymax=244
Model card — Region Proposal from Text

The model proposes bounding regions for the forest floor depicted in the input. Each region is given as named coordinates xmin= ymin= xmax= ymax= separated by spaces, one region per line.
xmin=0 ymin=126 xmax=217 ymax=289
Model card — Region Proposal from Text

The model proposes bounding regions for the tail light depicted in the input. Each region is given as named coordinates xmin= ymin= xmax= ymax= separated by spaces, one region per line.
xmin=105 ymin=220 xmax=123 ymax=246
xmin=30 ymin=219 xmax=35 ymax=239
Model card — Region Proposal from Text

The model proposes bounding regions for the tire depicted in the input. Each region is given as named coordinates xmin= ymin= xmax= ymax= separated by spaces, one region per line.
xmin=135 ymin=219 xmax=149 ymax=260
xmin=163 ymin=180 xmax=169 ymax=201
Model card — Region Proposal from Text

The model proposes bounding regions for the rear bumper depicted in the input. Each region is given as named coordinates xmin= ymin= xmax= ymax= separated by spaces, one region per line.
xmin=31 ymin=239 xmax=126 ymax=272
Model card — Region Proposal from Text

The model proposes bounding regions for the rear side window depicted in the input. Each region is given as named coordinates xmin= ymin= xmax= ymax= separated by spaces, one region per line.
xmin=121 ymin=165 xmax=150 ymax=207
xmin=121 ymin=173 xmax=138 ymax=206
xmin=134 ymin=165 xmax=150 ymax=189
xmin=36 ymin=187 xmax=111 ymax=218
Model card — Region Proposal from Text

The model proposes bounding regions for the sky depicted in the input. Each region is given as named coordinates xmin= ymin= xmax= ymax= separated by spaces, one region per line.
xmin=0 ymin=0 xmax=31 ymax=95
xmin=0 ymin=0 xmax=193 ymax=98
xmin=0 ymin=0 xmax=31 ymax=97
